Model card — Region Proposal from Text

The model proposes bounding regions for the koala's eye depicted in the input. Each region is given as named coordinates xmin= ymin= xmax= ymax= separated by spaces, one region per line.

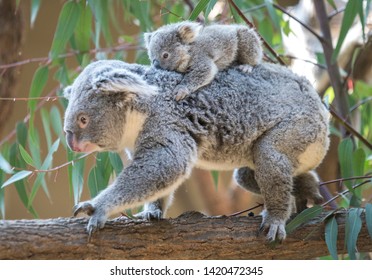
xmin=77 ymin=114 xmax=89 ymax=128
xmin=162 ymin=52 xmax=169 ymax=59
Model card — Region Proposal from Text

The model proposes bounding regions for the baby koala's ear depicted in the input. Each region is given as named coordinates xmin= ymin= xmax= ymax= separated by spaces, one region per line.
xmin=92 ymin=68 xmax=157 ymax=99
xmin=63 ymin=85 xmax=73 ymax=100
xmin=177 ymin=21 xmax=202 ymax=44
xmin=143 ymin=32 xmax=153 ymax=49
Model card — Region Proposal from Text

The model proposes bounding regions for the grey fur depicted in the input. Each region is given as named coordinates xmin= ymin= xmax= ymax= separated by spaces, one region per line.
xmin=144 ymin=21 xmax=263 ymax=100
xmin=64 ymin=60 xmax=329 ymax=241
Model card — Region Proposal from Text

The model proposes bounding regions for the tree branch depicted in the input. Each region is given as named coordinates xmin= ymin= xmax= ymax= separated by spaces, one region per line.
xmin=0 ymin=211 xmax=371 ymax=259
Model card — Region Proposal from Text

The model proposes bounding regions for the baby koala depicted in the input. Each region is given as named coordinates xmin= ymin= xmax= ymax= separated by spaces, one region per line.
xmin=144 ymin=21 xmax=263 ymax=100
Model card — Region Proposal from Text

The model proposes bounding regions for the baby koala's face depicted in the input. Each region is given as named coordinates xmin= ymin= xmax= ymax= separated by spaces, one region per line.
xmin=147 ymin=31 xmax=191 ymax=73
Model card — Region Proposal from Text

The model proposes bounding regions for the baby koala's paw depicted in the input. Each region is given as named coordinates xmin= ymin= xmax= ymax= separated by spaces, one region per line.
xmin=237 ymin=64 xmax=254 ymax=74
xmin=134 ymin=208 xmax=163 ymax=220
xmin=174 ymin=85 xmax=190 ymax=101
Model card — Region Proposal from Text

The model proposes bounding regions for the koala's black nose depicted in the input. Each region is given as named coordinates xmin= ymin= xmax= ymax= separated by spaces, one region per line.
xmin=153 ymin=59 xmax=160 ymax=68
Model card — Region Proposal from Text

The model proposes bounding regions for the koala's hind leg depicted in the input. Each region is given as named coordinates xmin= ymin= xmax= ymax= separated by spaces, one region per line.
xmin=234 ymin=168 xmax=323 ymax=213
xmin=253 ymin=139 xmax=294 ymax=242
xmin=236 ymin=27 xmax=263 ymax=67
xmin=293 ymin=171 xmax=323 ymax=212
xmin=134 ymin=193 xmax=174 ymax=220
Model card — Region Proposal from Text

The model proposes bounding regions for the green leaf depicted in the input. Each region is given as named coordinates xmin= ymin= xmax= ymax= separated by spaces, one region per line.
xmin=1 ymin=170 xmax=33 ymax=189
xmin=109 ymin=152 xmax=124 ymax=176
xmin=338 ymin=138 xmax=354 ymax=191
xmin=16 ymin=122 xmax=28 ymax=147
xmin=0 ymin=171 xmax=5 ymax=218
xmin=0 ymin=153 xmax=14 ymax=174
xmin=41 ymin=109 xmax=52 ymax=149
xmin=286 ymin=205 xmax=323 ymax=234
xmin=189 ymin=0 xmax=210 ymax=20
xmin=345 ymin=208 xmax=363 ymax=260
xmin=332 ymin=0 xmax=359 ymax=62
xmin=365 ymin=203 xmax=372 ymax=239
xmin=211 ymin=170 xmax=219 ymax=190
xmin=18 ymin=145 xmax=35 ymax=168
xmin=205 ymin=0 xmax=218 ymax=19
xmin=28 ymin=139 xmax=60 ymax=207
xmin=325 ymin=216 xmax=338 ymax=260
xmin=30 ymin=0 xmax=41 ymax=27
xmin=265 ymin=0 xmax=280 ymax=31
xmin=74 ymin=2 xmax=92 ymax=52
xmin=88 ymin=152 xmax=113 ymax=198
xmin=88 ymin=0 xmax=112 ymax=44
xmin=28 ymin=66 xmax=49 ymax=112
xmin=326 ymin=0 xmax=337 ymax=10
xmin=72 ymin=158 xmax=86 ymax=205
xmin=50 ymin=1 xmax=82 ymax=60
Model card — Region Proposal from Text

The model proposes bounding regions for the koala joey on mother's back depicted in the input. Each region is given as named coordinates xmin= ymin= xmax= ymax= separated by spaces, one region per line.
xmin=64 ymin=60 xmax=329 ymax=242
xmin=144 ymin=21 xmax=263 ymax=100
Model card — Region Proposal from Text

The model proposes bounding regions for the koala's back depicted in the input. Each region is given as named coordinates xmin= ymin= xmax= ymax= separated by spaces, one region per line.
xmin=144 ymin=63 xmax=329 ymax=171
xmin=195 ymin=25 xmax=240 ymax=66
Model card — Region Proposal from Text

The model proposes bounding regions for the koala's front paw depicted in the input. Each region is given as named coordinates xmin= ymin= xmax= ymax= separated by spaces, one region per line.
xmin=174 ymin=85 xmax=190 ymax=101
xmin=73 ymin=201 xmax=107 ymax=241
xmin=259 ymin=210 xmax=287 ymax=242
xmin=237 ymin=64 xmax=254 ymax=74
xmin=134 ymin=209 xmax=163 ymax=220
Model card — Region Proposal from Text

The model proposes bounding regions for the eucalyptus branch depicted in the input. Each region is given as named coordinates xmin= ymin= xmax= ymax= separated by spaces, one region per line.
xmin=33 ymin=152 xmax=93 ymax=173
xmin=328 ymin=7 xmax=346 ymax=20
xmin=228 ymin=203 xmax=264 ymax=217
xmin=350 ymin=97 xmax=372 ymax=112
xmin=320 ymin=175 xmax=372 ymax=186
xmin=0 ymin=96 xmax=61 ymax=101
xmin=329 ymin=105 xmax=372 ymax=150
xmin=160 ymin=7 xmax=185 ymax=20
xmin=321 ymin=180 xmax=371 ymax=207
xmin=227 ymin=0 xmax=286 ymax=66
xmin=279 ymin=54 xmax=327 ymax=69
xmin=0 ymin=42 xmax=139 ymax=70
xmin=0 ymin=86 xmax=60 ymax=147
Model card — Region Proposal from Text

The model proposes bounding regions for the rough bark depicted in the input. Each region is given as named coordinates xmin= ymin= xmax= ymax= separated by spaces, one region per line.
xmin=0 ymin=0 xmax=23 ymax=135
xmin=0 ymin=211 xmax=371 ymax=260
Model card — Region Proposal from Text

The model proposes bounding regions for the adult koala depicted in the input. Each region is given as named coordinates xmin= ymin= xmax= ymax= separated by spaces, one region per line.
xmin=64 ymin=60 xmax=329 ymax=241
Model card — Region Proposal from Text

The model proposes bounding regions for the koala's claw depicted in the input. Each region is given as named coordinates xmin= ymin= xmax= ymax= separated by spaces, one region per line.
xmin=174 ymin=86 xmax=190 ymax=101
xmin=259 ymin=211 xmax=287 ymax=242
xmin=73 ymin=201 xmax=95 ymax=217
xmin=134 ymin=209 xmax=163 ymax=220
xmin=237 ymin=64 xmax=254 ymax=74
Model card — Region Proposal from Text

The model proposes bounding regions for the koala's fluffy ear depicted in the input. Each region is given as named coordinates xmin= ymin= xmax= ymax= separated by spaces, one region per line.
xmin=144 ymin=32 xmax=152 ymax=49
xmin=92 ymin=68 xmax=157 ymax=99
xmin=177 ymin=21 xmax=202 ymax=44
xmin=63 ymin=86 xmax=73 ymax=100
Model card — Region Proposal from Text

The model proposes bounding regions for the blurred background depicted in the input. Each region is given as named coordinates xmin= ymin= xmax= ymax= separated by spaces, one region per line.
xmin=0 ymin=0 xmax=371 ymax=222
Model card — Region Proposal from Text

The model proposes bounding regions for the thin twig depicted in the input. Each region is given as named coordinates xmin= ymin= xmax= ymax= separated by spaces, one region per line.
xmin=322 ymin=180 xmax=371 ymax=207
xmin=0 ymin=96 xmax=61 ymax=101
xmin=328 ymin=7 xmax=346 ymax=20
xmin=0 ymin=43 xmax=139 ymax=70
xmin=228 ymin=203 xmax=264 ymax=217
xmin=329 ymin=105 xmax=372 ymax=150
xmin=320 ymin=175 xmax=372 ymax=186
xmin=350 ymin=97 xmax=372 ymax=112
xmin=227 ymin=0 xmax=286 ymax=66
xmin=279 ymin=54 xmax=327 ymax=69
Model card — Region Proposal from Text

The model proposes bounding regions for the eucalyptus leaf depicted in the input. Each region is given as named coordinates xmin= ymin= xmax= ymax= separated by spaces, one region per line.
xmin=286 ymin=205 xmax=323 ymax=234
xmin=338 ymin=138 xmax=354 ymax=191
xmin=1 ymin=170 xmax=33 ymax=189
xmin=50 ymin=1 xmax=82 ymax=60
xmin=332 ymin=0 xmax=359 ymax=62
xmin=0 ymin=154 xmax=14 ymax=174
xmin=28 ymin=66 xmax=49 ymax=112
xmin=345 ymin=208 xmax=363 ymax=260
xmin=30 ymin=0 xmax=41 ymax=27
xmin=19 ymin=145 xmax=35 ymax=168
xmin=365 ymin=203 xmax=372 ymax=239
xmin=28 ymin=139 xmax=60 ymax=207
xmin=189 ymin=0 xmax=210 ymax=21
xmin=325 ymin=215 xmax=338 ymax=260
